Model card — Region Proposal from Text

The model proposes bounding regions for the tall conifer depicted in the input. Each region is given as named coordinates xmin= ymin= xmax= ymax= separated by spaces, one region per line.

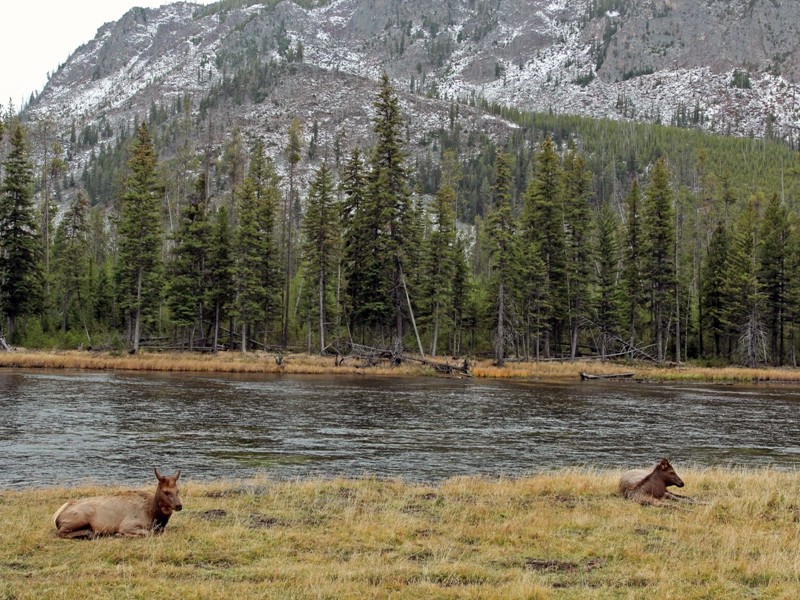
xmin=0 ymin=123 xmax=42 ymax=339
xmin=643 ymin=158 xmax=675 ymax=362
xmin=367 ymin=73 xmax=418 ymax=349
xmin=301 ymin=162 xmax=339 ymax=353
xmin=116 ymin=122 xmax=163 ymax=353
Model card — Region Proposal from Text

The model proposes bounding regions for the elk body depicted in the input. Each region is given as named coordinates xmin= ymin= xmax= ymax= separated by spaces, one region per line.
xmin=53 ymin=469 xmax=182 ymax=539
xmin=618 ymin=458 xmax=691 ymax=505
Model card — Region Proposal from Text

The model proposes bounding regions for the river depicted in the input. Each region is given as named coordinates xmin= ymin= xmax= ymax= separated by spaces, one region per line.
xmin=1 ymin=369 xmax=799 ymax=488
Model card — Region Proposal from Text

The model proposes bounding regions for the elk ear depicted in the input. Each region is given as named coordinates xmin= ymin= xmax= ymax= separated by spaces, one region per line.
xmin=173 ymin=469 xmax=181 ymax=481
xmin=154 ymin=467 xmax=164 ymax=482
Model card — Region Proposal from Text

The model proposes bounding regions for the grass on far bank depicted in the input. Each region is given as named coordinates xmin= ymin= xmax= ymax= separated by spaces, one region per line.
xmin=4 ymin=348 xmax=800 ymax=383
xmin=1 ymin=470 xmax=799 ymax=599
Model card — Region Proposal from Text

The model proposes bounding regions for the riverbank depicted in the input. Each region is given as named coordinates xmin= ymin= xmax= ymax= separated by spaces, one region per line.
xmin=2 ymin=348 xmax=800 ymax=382
xmin=1 ymin=470 xmax=797 ymax=598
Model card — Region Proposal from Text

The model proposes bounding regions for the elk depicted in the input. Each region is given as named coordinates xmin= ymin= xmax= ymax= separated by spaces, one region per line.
xmin=53 ymin=469 xmax=182 ymax=539
xmin=618 ymin=458 xmax=692 ymax=505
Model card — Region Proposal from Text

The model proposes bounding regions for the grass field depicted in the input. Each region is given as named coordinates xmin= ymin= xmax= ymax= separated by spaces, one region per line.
xmin=2 ymin=470 xmax=799 ymax=599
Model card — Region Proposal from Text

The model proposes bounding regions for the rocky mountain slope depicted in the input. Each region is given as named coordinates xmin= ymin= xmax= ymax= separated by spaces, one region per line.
xmin=22 ymin=0 xmax=800 ymax=196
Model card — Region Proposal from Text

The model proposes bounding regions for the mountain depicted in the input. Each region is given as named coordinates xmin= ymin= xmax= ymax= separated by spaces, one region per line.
xmin=21 ymin=0 xmax=800 ymax=201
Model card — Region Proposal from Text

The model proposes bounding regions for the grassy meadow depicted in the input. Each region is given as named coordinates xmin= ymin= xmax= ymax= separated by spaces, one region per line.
xmin=1 ymin=470 xmax=799 ymax=599
xmin=4 ymin=348 xmax=800 ymax=383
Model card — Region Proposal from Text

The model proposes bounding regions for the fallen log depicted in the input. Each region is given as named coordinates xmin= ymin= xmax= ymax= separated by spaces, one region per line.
xmin=580 ymin=371 xmax=636 ymax=381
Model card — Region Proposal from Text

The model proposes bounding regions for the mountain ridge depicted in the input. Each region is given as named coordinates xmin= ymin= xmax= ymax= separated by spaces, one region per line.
xmin=21 ymin=0 xmax=800 ymax=202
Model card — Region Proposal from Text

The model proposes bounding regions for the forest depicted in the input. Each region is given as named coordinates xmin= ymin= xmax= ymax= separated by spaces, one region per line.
xmin=1 ymin=74 xmax=800 ymax=367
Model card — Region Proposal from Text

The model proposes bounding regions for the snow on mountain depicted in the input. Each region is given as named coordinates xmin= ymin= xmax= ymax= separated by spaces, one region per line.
xmin=22 ymin=0 xmax=800 ymax=192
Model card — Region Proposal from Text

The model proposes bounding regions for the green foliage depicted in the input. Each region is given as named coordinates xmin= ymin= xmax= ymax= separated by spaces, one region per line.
xmin=52 ymin=192 xmax=91 ymax=332
xmin=115 ymin=122 xmax=164 ymax=350
xmin=643 ymin=157 xmax=675 ymax=361
xmin=730 ymin=70 xmax=752 ymax=89
xmin=167 ymin=174 xmax=211 ymax=335
xmin=300 ymin=162 xmax=339 ymax=353
xmin=0 ymin=123 xmax=42 ymax=338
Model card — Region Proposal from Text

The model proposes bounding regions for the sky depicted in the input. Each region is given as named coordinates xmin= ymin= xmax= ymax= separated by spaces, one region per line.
xmin=1 ymin=0 xmax=216 ymax=112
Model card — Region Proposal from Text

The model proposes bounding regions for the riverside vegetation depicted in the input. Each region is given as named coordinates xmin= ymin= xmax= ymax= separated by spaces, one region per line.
xmin=4 ymin=75 xmax=800 ymax=370
xmin=5 ymin=349 xmax=800 ymax=383
xmin=1 ymin=469 xmax=798 ymax=598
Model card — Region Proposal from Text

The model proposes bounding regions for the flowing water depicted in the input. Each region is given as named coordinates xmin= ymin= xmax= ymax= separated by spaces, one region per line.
xmin=1 ymin=369 xmax=799 ymax=488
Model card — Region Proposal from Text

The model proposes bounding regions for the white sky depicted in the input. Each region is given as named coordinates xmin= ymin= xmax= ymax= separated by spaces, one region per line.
xmin=1 ymin=1 xmax=217 ymax=113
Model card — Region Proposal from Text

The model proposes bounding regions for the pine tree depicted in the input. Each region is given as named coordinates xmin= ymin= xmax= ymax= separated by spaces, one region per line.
xmin=485 ymin=150 xmax=519 ymax=366
xmin=643 ymin=158 xmax=675 ymax=362
xmin=339 ymin=149 xmax=381 ymax=336
xmin=52 ymin=191 xmax=91 ymax=334
xmin=724 ymin=197 xmax=766 ymax=366
xmin=231 ymin=141 xmax=282 ymax=353
xmin=421 ymin=181 xmax=457 ymax=356
xmin=206 ymin=206 xmax=235 ymax=352
xmin=233 ymin=176 xmax=265 ymax=353
xmin=167 ymin=174 xmax=211 ymax=350
xmin=0 ymin=122 xmax=42 ymax=339
xmin=367 ymin=73 xmax=419 ymax=349
xmin=282 ymin=117 xmax=303 ymax=347
xmin=116 ymin=122 xmax=164 ymax=352
xmin=622 ymin=179 xmax=646 ymax=356
xmin=523 ymin=137 xmax=564 ymax=357
xmin=301 ymin=162 xmax=339 ymax=353
xmin=562 ymin=148 xmax=595 ymax=358
xmin=701 ymin=220 xmax=731 ymax=357
xmin=758 ymin=192 xmax=789 ymax=364
xmin=594 ymin=201 xmax=622 ymax=358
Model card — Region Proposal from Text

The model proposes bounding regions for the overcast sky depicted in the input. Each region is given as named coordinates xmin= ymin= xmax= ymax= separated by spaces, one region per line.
xmin=1 ymin=1 xmax=216 ymax=112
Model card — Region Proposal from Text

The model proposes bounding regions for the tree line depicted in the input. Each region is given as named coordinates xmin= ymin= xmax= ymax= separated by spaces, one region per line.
xmin=2 ymin=78 xmax=800 ymax=366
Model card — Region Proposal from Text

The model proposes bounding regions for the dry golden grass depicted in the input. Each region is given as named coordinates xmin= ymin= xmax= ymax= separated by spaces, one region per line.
xmin=2 ymin=470 xmax=799 ymax=599
xmin=0 ymin=349 xmax=429 ymax=377
xmin=4 ymin=349 xmax=800 ymax=383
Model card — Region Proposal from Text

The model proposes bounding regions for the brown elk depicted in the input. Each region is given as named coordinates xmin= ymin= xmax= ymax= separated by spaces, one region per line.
xmin=53 ymin=469 xmax=182 ymax=539
xmin=618 ymin=458 xmax=692 ymax=505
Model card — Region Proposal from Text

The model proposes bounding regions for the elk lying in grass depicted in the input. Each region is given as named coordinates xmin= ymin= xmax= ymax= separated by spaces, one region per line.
xmin=619 ymin=458 xmax=693 ymax=505
xmin=53 ymin=469 xmax=182 ymax=539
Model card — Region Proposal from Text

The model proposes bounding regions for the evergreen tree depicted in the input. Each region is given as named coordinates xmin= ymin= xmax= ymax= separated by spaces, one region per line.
xmin=282 ymin=117 xmax=303 ymax=347
xmin=233 ymin=177 xmax=265 ymax=353
xmin=485 ymin=150 xmax=519 ymax=366
xmin=367 ymin=73 xmax=420 ymax=349
xmin=52 ymin=191 xmax=91 ymax=334
xmin=206 ymin=206 xmax=235 ymax=352
xmin=421 ymin=181 xmax=457 ymax=356
xmin=0 ymin=123 xmax=42 ymax=339
xmin=758 ymin=192 xmax=789 ymax=364
xmin=594 ymin=201 xmax=622 ymax=358
xmin=523 ymin=137 xmax=564 ymax=357
xmin=116 ymin=122 xmax=164 ymax=352
xmin=339 ymin=149 xmax=380 ymax=336
xmin=622 ymin=179 xmax=646 ymax=356
xmin=167 ymin=174 xmax=211 ymax=350
xmin=300 ymin=162 xmax=339 ymax=353
xmin=562 ymin=148 xmax=595 ymax=358
xmin=251 ymin=144 xmax=283 ymax=349
xmin=701 ymin=220 xmax=731 ymax=357
xmin=724 ymin=197 xmax=766 ymax=366
xmin=643 ymin=158 xmax=675 ymax=362
xmin=233 ymin=141 xmax=282 ymax=352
